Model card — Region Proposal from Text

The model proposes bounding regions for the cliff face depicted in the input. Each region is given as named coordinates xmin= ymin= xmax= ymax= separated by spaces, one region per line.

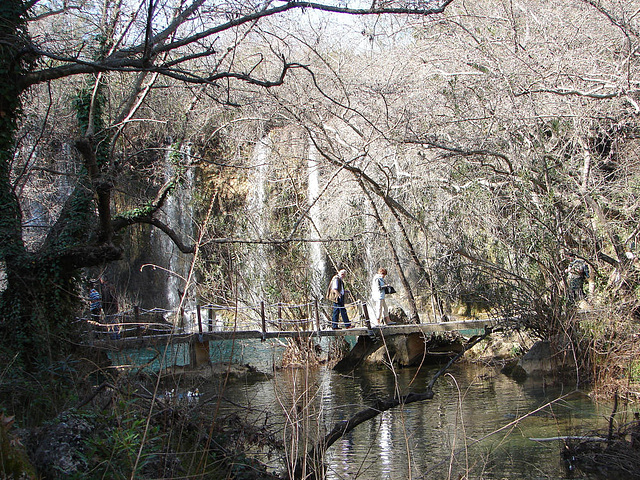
xmin=107 ymin=126 xmax=329 ymax=313
xmin=98 ymin=123 xmax=438 ymax=322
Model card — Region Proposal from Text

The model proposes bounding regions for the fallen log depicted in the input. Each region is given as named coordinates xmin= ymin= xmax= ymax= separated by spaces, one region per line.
xmin=529 ymin=436 xmax=607 ymax=442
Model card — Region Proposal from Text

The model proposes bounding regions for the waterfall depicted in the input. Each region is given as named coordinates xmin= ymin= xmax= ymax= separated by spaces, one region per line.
xmin=23 ymin=142 xmax=76 ymax=250
xmin=307 ymin=140 xmax=326 ymax=299
xmin=153 ymin=141 xmax=195 ymax=316
xmin=244 ymin=135 xmax=271 ymax=301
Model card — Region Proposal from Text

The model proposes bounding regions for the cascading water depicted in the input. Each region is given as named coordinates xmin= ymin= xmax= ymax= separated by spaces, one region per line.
xmin=22 ymin=142 xmax=77 ymax=250
xmin=307 ymin=139 xmax=327 ymax=299
xmin=152 ymin=141 xmax=195 ymax=321
xmin=244 ymin=135 xmax=271 ymax=303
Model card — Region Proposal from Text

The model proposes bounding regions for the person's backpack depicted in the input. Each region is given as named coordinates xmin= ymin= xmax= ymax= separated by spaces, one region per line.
xmin=326 ymin=276 xmax=340 ymax=302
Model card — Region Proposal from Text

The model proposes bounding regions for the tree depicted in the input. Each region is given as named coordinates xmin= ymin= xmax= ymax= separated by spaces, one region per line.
xmin=257 ymin=0 xmax=639 ymax=338
xmin=0 ymin=0 xmax=455 ymax=370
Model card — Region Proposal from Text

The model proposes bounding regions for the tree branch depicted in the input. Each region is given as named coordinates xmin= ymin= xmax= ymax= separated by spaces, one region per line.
xmin=20 ymin=0 xmax=454 ymax=89
xmin=297 ymin=330 xmax=491 ymax=477
xmin=75 ymin=137 xmax=113 ymax=243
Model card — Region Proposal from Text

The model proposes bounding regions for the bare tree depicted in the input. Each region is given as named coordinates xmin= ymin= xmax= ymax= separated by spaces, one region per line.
xmin=0 ymin=0 xmax=457 ymax=368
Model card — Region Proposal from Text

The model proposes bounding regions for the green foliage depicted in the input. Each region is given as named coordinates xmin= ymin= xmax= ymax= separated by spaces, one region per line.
xmin=0 ymin=352 xmax=82 ymax=427
xmin=114 ymin=204 xmax=157 ymax=221
xmin=0 ymin=1 xmax=33 ymax=258
xmin=73 ymin=83 xmax=109 ymax=167
xmin=510 ymin=344 xmax=524 ymax=357
xmin=629 ymin=360 xmax=640 ymax=382
xmin=65 ymin=403 xmax=164 ymax=480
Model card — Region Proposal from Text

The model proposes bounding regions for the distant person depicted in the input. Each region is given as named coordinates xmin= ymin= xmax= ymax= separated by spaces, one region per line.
xmin=326 ymin=269 xmax=352 ymax=329
xmin=565 ymin=253 xmax=589 ymax=303
xmin=372 ymin=267 xmax=390 ymax=325
xmin=99 ymin=276 xmax=119 ymax=319
xmin=99 ymin=276 xmax=120 ymax=339
xmin=89 ymin=285 xmax=102 ymax=321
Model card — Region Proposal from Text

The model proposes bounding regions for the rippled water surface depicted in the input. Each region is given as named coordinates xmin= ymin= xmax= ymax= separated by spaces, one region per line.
xmin=114 ymin=338 xmax=610 ymax=479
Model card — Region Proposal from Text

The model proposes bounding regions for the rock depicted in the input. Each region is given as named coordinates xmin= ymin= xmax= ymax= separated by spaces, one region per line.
xmin=517 ymin=340 xmax=575 ymax=377
xmin=337 ymin=331 xmax=464 ymax=370
xmin=162 ymin=361 xmax=257 ymax=379
xmin=367 ymin=335 xmax=412 ymax=365
xmin=501 ymin=360 xmax=528 ymax=382
xmin=30 ymin=412 xmax=94 ymax=479
xmin=466 ymin=331 xmax=532 ymax=362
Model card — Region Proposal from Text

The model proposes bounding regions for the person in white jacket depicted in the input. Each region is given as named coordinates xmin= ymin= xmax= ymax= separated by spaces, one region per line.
xmin=371 ymin=268 xmax=390 ymax=325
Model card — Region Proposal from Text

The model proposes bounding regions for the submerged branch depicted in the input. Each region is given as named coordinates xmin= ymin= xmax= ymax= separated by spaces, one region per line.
xmin=529 ymin=436 xmax=607 ymax=442
xmin=297 ymin=330 xmax=492 ymax=477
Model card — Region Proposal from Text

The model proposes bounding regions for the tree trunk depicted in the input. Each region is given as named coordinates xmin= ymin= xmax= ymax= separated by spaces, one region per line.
xmin=360 ymin=181 xmax=421 ymax=323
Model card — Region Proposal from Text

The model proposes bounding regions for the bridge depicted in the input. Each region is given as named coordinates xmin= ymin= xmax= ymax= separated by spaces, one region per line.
xmin=81 ymin=299 xmax=497 ymax=353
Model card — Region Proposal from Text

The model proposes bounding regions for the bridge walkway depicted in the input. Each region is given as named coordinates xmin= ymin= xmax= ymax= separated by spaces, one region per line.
xmin=79 ymin=299 xmax=496 ymax=351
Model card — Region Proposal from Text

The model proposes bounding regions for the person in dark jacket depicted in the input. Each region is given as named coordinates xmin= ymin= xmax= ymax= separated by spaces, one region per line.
xmin=89 ymin=285 xmax=102 ymax=320
xmin=326 ymin=269 xmax=352 ymax=329
xmin=565 ymin=254 xmax=589 ymax=303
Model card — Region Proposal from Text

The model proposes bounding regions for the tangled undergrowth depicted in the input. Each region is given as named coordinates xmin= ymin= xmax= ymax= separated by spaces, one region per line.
xmin=563 ymin=394 xmax=640 ymax=480
xmin=1 ymin=351 xmax=283 ymax=480
xmin=570 ymin=300 xmax=640 ymax=402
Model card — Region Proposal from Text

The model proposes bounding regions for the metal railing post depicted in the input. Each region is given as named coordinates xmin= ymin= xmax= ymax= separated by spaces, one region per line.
xmin=278 ymin=303 xmax=282 ymax=330
xmin=197 ymin=304 xmax=203 ymax=336
xmin=261 ymin=301 xmax=266 ymax=340
xmin=362 ymin=302 xmax=371 ymax=329
xmin=134 ymin=305 xmax=141 ymax=340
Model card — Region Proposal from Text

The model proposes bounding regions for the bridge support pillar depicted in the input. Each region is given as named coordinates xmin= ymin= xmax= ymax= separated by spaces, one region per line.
xmin=190 ymin=339 xmax=210 ymax=367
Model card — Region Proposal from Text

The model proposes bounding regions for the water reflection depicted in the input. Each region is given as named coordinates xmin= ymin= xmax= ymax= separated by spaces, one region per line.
xmin=213 ymin=361 xmax=605 ymax=480
xmin=113 ymin=340 xmax=606 ymax=479
xmin=379 ymin=412 xmax=392 ymax=472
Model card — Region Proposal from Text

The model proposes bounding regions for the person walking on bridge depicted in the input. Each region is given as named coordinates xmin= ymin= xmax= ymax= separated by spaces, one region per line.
xmin=372 ymin=267 xmax=391 ymax=325
xmin=326 ymin=269 xmax=352 ymax=329
xmin=89 ymin=284 xmax=102 ymax=321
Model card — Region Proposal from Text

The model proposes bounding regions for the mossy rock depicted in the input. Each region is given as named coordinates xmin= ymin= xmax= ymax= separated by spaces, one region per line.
xmin=501 ymin=360 xmax=528 ymax=382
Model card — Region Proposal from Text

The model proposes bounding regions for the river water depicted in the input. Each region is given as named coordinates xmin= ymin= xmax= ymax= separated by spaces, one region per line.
xmin=113 ymin=338 xmax=611 ymax=479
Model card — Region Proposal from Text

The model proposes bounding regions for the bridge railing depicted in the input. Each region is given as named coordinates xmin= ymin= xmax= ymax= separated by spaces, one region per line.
xmin=81 ymin=298 xmax=372 ymax=341
xmin=188 ymin=299 xmax=369 ymax=334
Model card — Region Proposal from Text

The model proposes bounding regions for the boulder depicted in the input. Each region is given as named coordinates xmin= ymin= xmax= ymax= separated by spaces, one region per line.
xmin=30 ymin=412 xmax=94 ymax=479
xmin=466 ymin=331 xmax=532 ymax=362
xmin=335 ymin=331 xmax=464 ymax=371
xmin=517 ymin=340 xmax=576 ymax=377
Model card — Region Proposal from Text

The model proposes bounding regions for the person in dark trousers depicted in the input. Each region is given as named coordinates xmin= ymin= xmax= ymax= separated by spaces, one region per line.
xmin=99 ymin=276 xmax=120 ymax=339
xmin=326 ymin=269 xmax=352 ymax=329
xmin=565 ymin=253 xmax=589 ymax=303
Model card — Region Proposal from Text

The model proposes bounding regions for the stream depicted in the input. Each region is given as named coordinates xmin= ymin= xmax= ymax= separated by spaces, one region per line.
xmin=112 ymin=338 xmax=614 ymax=479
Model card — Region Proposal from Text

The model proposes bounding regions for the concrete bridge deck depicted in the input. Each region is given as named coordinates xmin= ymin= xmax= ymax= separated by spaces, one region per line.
xmin=88 ymin=318 xmax=496 ymax=351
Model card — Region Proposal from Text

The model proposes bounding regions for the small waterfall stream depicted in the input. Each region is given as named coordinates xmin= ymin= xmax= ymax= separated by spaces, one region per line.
xmin=152 ymin=141 xmax=195 ymax=317
xmin=244 ymin=135 xmax=271 ymax=302
xmin=307 ymin=139 xmax=326 ymax=299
